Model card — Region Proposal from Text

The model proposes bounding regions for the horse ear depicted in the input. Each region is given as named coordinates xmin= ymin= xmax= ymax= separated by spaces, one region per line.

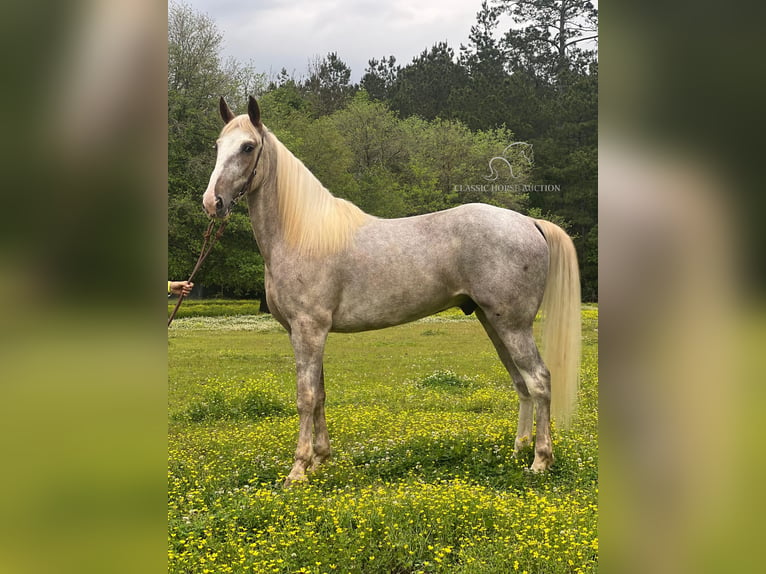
xmin=219 ymin=96 xmax=235 ymax=124
xmin=247 ymin=96 xmax=262 ymax=128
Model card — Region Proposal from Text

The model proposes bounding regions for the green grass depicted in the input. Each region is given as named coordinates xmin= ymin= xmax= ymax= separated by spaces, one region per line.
xmin=168 ymin=298 xmax=264 ymax=319
xmin=168 ymin=305 xmax=598 ymax=573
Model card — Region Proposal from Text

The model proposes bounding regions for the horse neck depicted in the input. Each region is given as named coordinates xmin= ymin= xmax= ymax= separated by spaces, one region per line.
xmin=245 ymin=146 xmax=283 ymax=263
xmin=247 ymin=134 xmax=369 ymax=261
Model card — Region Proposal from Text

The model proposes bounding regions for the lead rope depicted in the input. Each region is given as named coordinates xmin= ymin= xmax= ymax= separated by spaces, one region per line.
xmin=168 ymin=219 xmax=228 ymax=326
xmin=169 ymin=132 xmax=265 ymax=326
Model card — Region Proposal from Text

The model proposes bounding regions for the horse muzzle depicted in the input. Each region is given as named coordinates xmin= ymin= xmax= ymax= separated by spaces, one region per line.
xmin=202 ymin=191 xmax=229 ymax=219
xmin=213 ymin=195 xmax=228 ymax=218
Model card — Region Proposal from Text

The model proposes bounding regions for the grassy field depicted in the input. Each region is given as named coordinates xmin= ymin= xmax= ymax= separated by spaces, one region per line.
xmin=168 ymin=303 xmax=598 ymax=573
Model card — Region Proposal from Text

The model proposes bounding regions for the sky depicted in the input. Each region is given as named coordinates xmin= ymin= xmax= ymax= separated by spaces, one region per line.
xmin=180 ymin=0 xmax=496 ymax=82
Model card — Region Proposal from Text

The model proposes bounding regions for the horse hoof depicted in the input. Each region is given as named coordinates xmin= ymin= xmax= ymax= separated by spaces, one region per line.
xmin=529 ymin=457 xmax=553 ymax=473
xmin=308 ymin=456 xmax=330 ymax=473
xmin=284 ymin=473 xmax=308 ymax=488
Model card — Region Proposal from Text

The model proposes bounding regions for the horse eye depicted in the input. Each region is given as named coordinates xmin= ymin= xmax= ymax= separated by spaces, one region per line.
xmin=242 ymin=143 xmax=255 ymax=153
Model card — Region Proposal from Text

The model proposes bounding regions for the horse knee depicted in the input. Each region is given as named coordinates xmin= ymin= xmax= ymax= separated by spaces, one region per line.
xmin=513 ymin=379 xmax=532 ymax=398
xmin=528 ymin=383 xmax=550 ymax=403
xmin=296 ymin=391 xmax=317 ymax=413
xmin=520 ymin=371 xmax=550 ymax=402
xmin=512 ymin=358 xmax=547 ymax=392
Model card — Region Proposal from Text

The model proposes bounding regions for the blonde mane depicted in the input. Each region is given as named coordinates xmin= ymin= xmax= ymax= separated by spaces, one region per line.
xmin=271 ymin=135 xmax=370 ymax=257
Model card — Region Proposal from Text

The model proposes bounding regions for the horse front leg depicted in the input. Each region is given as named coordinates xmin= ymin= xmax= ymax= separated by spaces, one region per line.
xmin=285 ymin=320 xmax=328 ymax=487
xmin=308 ymin=366 xmax=331 ymax=472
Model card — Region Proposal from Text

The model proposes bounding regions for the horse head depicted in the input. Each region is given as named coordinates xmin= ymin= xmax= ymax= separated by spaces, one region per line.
xmin=202 ymin=96 xmax=266 ymax=218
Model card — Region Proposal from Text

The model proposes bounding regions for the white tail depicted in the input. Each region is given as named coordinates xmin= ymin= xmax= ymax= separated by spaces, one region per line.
xmin=535 ymin=219 xmax=581 ymax=429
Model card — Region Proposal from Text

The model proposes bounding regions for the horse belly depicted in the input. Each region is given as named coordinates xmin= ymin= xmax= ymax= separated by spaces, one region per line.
xmin=331 ymin=261 xmax=462 ymax=333
xmin=331 ymin=290 xmax=461 ymax=332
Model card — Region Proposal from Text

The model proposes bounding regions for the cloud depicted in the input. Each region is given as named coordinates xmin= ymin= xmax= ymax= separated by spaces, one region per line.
xmin=184 ymin=0 xmax=480 ymax=80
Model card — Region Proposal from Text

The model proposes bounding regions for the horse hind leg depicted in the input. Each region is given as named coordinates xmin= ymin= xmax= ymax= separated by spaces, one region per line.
xmin=478 ymin=309 xmax=553 ymax=471
xmin=504 ymin=330 xmax=554 ymax=472
xmin=476 ymin=310 xmax=535 ymax=454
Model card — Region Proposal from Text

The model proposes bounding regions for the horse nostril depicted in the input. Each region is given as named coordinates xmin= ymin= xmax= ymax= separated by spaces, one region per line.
xmin=215 ymin=196 xmax=223 ymax=210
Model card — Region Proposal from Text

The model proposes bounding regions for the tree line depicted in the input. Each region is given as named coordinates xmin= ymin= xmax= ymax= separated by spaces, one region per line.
xmin=168 ymin=1 xmax=598 ymax=301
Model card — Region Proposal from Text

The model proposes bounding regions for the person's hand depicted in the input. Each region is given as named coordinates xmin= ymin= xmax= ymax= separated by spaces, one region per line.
xmin=169 ymin=281 xmax=193 ymax=296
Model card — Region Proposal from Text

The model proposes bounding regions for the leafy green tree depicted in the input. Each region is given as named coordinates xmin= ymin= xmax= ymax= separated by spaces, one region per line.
xmin=354 ymin=166 xmax=409 ymax=218
xmin=168 ymin=2 xmax=226 ymax=98
xmin=328 ymin=92 xmax=409 ymax=215
xmin=402 ymin=117 xmax=527 ymax=214
xmin=195 ymin=215 xmax=265 ymax=297
xmin=494 ymin=0 xmax=598 ymax=80
xmin=168 ymin=1 xmax=267 ymax=297
xmin=331 ymin=92 xmax=407 ymax=172
xmin=298 ymin=115 xmax=360 ymax=203
xmin=469 ymin=1 xmax=599 ymax=299
xmin=527 ymin=62 xmax=598 ymax=300
xmin=168 ymin=2 xmax=225 ymax=282
xmin=360 ymin=56 xmax=399 ymax=102
xmin=302 ymin=52 xmax=355 ymax=116
xmin=390 ymin=42 xmax=468 ymax=120
xmin=455 ymin=1 xmax=513 ymax=130
xmin=257 ymin=83 xmax=313 ymax=151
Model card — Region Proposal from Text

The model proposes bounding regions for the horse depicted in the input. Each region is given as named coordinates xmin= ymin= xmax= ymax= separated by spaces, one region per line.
xmin=202 ymin=96 xmax=581 ymax=486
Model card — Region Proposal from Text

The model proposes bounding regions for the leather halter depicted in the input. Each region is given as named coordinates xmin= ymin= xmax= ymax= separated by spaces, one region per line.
xmin=230 ymin=132 xmax=266 ymax=207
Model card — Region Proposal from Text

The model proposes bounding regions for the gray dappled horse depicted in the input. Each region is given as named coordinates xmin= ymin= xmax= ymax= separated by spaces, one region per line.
xmin=202 ymin=97 xmax=581 ymax=485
